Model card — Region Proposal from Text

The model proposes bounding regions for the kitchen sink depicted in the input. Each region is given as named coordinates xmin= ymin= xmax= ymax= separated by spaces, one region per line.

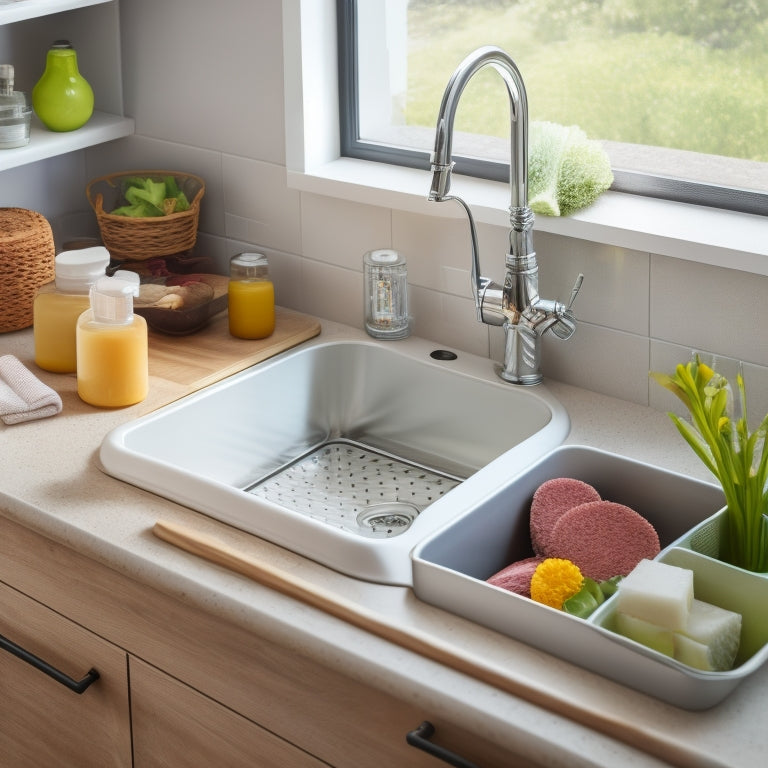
xmin=100 ymin=336 xmax=569 ymax=584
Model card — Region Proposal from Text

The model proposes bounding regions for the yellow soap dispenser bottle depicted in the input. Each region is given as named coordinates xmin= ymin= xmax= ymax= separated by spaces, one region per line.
xmin=76 ymin=271 xmax=148 ymax=407
xmin=34 ymin=245 xmax=110 ymax=373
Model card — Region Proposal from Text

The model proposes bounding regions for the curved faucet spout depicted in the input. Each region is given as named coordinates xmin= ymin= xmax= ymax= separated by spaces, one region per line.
xmin=429 ymin=45 xmax=529 ymax=211
xmin=426 ymin=46 xmax=582 ymax=385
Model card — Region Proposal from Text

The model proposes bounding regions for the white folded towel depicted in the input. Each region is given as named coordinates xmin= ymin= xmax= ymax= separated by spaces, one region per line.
xmin=0 ymin=355 xmax=63 ymax=425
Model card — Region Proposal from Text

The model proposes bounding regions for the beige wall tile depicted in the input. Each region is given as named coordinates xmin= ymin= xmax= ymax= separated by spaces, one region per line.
xmin=301 ymin=193 xmax=391 ymax=270
xmin=651 ymin=255 xmax=768 ymax=366
xmin=540 ymin=323 xmax=650 ymax=404
xmin=120 ymin=0 xmax=285 ymax=162
xmin=299 ymin=259 xmax=362 ymax=328
xmin=409 ymin=285 xmax=490 ymax=357
xmin=537 ymin=232 xmax=649 ymax=335
xmin=222 ymin=156 xmax=302 ymax=255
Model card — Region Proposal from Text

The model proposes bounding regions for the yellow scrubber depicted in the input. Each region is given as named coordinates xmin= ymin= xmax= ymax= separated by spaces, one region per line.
xmin=530 ymin=557 xmax=583 ymax=609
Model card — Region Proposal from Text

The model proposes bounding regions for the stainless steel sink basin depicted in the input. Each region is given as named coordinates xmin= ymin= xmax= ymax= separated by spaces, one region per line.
xmin=101 ymin=336 xmax=569 ymax=584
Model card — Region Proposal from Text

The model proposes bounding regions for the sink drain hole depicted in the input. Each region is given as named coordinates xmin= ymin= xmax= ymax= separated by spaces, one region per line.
xmin=356 ymin=503 xmax=419 ymax=538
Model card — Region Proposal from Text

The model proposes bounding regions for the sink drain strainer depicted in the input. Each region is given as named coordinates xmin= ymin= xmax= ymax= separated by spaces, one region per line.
xmin=356 ymin=503 xmax=420 ymax=538
xmin=246 ymin=439 xmax=461 ymax=538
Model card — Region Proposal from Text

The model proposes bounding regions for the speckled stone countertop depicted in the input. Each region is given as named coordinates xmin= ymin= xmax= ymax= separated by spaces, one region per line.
xmin=0 ymin=316 xmax=759 ymax=768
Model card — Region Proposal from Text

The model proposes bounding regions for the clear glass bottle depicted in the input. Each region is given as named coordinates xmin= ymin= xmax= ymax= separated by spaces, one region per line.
xmin=34 ymin=246 xmax=110 ymax=373
xmin=76 ymin=272 xmax=148 ymax=407
xmin=32 ymin=40 xmax=94 ymax=132
xmin=363 ymin=249 xmax=410 ymax=339
xmin=228 ymin=253 xmax=275 ymax=339
xmin=0 ymin=64 xmax=32 ymax=149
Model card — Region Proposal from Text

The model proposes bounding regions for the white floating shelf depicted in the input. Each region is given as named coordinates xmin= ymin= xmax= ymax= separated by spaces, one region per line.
xmin=0 ymin=0 xmax=110 ymax=26
xmin=0 ymin=111 xmax=134 ymax=172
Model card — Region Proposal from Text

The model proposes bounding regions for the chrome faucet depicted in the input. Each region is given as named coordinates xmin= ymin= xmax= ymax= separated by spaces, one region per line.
xmin=428 ymin=45 xmax=583 ymax=385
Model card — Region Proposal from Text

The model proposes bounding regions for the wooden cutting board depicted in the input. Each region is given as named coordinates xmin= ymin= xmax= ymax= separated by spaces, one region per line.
xmin=147 ymin=307 xmax=321 ymax=392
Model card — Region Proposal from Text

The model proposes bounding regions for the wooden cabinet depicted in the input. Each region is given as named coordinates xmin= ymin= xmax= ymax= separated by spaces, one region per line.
xmin=0 ymin=578 xmax=131 ymax=768
xmin=0 ymin=514 xmax=533 ymax=767
xmin=130 ymin=657 xmax=327 ymax=768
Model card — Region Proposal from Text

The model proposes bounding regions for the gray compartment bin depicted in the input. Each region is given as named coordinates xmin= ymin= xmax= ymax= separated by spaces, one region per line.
xmin=410 ymin=445 xmax=768 ymax=709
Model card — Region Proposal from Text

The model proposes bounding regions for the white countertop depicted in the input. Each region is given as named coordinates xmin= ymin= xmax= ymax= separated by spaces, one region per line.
xmin=0 ymin=318 xmax=759 ymax=768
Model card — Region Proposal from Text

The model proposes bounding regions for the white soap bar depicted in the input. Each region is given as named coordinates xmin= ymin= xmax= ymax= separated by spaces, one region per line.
xmin=615 ymin=558 xmax=693 ymax=631
xmin=675 ymin=599 xmax=742 ymax=671
xmin=615 ymin=597 xmax=742 ymax=671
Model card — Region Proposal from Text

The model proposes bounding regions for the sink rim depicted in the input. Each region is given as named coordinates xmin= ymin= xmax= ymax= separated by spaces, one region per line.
xmin=100 ymin=334 xmax=570 ymax=585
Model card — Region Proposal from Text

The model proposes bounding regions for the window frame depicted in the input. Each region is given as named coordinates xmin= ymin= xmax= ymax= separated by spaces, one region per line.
xmin=337 ymin=0 xmax=766 ymax=217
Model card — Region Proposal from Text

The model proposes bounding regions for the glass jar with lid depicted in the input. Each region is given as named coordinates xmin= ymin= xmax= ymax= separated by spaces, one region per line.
xmin=363 ymin=249 xmax=410 ymax=339
xmin=228 ymin=252 xmax=275 ymax=339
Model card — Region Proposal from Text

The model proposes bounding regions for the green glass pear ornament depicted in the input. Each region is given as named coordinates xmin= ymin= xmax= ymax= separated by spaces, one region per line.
xmin=32 ymin=40 xmax=94 ymax=132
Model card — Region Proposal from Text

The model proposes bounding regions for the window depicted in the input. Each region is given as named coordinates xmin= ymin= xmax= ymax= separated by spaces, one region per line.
xmin=338 ymin=0 xmax=768 ymax=216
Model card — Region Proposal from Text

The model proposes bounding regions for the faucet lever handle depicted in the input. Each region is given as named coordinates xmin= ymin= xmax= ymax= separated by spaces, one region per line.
xmin=566 ymin=273 xmax=584 ymax=311
xmin=550 ymin=310 xmax=576 ymax=340
xmin=549 ymin=273 xmax=584 ymax=341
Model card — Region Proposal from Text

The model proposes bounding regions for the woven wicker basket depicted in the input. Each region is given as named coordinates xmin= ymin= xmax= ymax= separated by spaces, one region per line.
xmin=0 ymin=208 xmax=55 ymax=333
xmin=86 ymin=170 xmax=205 ymax=261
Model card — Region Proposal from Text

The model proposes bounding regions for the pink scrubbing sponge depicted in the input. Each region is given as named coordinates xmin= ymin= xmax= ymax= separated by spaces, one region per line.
xmin=487 ymin=556 xmax=545 ymax=598
xmin=529 ymin=477 xmax=601 ymax=556
xmin=549 ymin=500 xmax=660 ymax=581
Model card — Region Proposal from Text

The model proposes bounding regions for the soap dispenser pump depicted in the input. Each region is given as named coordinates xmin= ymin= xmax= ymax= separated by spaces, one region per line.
xmin=76 ymin=271 xmax=148 ymax=407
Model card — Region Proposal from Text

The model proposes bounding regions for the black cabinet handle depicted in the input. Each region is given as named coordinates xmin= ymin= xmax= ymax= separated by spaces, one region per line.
xmin=406 ymin=721 xmax=480 ymax=768
xmin=0 ymin=632 xmax=100 ymax=694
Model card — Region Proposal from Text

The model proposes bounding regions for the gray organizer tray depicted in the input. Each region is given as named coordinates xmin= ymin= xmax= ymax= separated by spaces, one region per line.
xmin=411 ymin=444 xmax=768 ymax=709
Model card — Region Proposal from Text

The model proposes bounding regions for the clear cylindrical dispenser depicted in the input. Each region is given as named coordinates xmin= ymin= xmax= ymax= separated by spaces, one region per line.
xmin=0 ymin=64 xmax=32 ymax=149
xmin=364 ymin=249 xmax=409 ymax=339
xmin=228 ymin=252 xmax=275 ymax=339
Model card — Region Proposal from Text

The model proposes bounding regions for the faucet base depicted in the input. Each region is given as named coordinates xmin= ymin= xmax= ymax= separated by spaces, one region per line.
xmin=498 ymin=321 xmax=543 ymax=385
xmin=497 ymin=367 xmax=543 ymax=386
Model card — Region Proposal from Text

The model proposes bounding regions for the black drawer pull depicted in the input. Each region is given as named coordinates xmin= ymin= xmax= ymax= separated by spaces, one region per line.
xmin=0 ymin=632 xmax=100 ymax=694
xmin=406 ymin=721 xmax=480 ymax=768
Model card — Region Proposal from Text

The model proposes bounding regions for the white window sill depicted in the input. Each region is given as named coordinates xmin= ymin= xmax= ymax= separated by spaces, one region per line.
xmin=288 ymin=157 xmax=768 ymax=276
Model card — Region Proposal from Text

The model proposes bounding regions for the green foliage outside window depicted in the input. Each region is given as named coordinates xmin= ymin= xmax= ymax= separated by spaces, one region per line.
xmin=406 ymin=0 xmax=768 ymax=162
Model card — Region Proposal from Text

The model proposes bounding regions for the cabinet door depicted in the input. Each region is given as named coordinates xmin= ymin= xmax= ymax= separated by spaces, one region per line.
xmin=130 ymin=657 xmax=327 ymax=768
xmin=0 ymin=580 xmax=131 ymax=768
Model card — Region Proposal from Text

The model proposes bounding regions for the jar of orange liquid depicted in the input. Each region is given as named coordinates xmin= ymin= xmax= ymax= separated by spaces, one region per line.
xmin=228 ymin=252 xmax=275 ymax=339
xmin=76 ymin=272 xmax=148 ymax=407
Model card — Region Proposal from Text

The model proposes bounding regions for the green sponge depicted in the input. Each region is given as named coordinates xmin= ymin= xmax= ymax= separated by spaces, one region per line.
xmin=528 ymin=121 xmax=613 ymax=217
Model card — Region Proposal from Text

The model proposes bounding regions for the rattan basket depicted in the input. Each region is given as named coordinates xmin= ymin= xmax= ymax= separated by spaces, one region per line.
xmin=0 ymin=208 xmax=55 ymax=333
xmin=86 ymin=170 xmax=205 ymax=261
